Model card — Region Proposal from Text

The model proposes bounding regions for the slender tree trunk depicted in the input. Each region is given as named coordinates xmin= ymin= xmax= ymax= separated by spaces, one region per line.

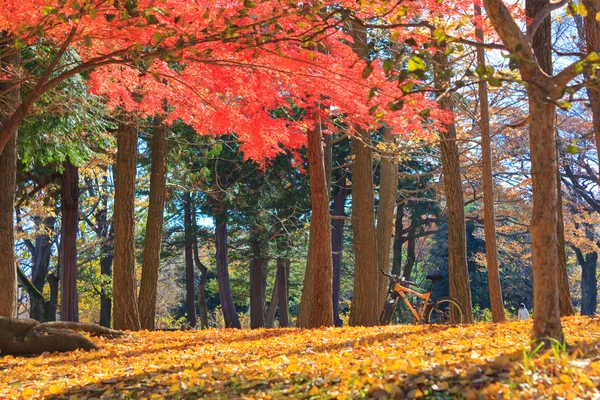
xmin=112 ymin=121 xmax=141 ymax=331
xmin=138 ymin=121 xmax=169 ymax=330
xmin=45 ymin=274 xmax=59 ymax=322
xmin=528 ymin=84 xmax=564 ymax=343
xmin=583 ymin=0 xmax=600 ymax=183
xmin=277 ymin=258 xmax=290 ymax=327
xmin=525 ymin=0 xmax=574 ymax=317
xmin=331 ymin=169 xmax=347 ymax=327
xmin=249 ymin=257 xmax=268 ymax=329
xmin=99 ymin=252 xmax=113 ymax=328
xmin=0 ymin=43 xmax=19 ymax=318
xmin=183 ymin=193 xmax=196 ymax=328
xmin=392 ymin=204 xmax=405 ymax=277
xmin=402 ymin=233 xmax=417 ymax=281
xmin=28 ymin=218 xmax=54 ymax=321
xmin=376 ymin=127 xmax=397 ymax=311
xmin=296 ymin=229 xmax=314 ymax=328
xmin=575 ymin=245 xmax=598 ymax=316
xmin=60 ymin=159 xmax=79 ymax=322
xmin=348 ymin=20 xmax=379 ymax=327
xmin=265 ymin=271 xmax=279 ymax=328
xmin=434 ymin=50 xmax=474 ymax=323
xmin=306 ymin=114 xmax=333 ymax=327
xmin=215 ymin=217 xmax=241 ymax=329
xmin=474 ymin=7 xmax=505 ymax=322
xmin=192 ymin=214 xmax=209 ymax=329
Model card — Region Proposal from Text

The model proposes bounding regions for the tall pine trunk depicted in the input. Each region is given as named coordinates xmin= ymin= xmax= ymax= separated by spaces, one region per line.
xmin=376 ymin=127 xmax=397 ymax=310
xmin=306 ymin=114 xmax=333 ymax=327
xmin=215 ymin=216 xmax=241 ymax=328
xmin=277 ymin=258 xmax=290 ymax=327
xmin=97 ymin=177 xmax=114 ymax=328
xmin=434 ymin=50 xmax=474 ymax=323
xmin=0 ymin=41 xmax=19 ymax=318
xmin=348 ymin=20 xmax=379 ymax=327
xmin=475 ymin=5 xmax=506 ymax=322
xmin=60 ymin=159 xmax=79 ymax=322
xmin=138 ymin=121 xmax=169 ymax=330
xmin=249 ymin=255 xmax=268 ymax=329
xmin=183 ymin=193 xmax=196 ymax=328
xmin=331 ymin=170 xmax=347 ymax=327
xmin=112 ymin=121 xmax=141 ymax=331
xmin=192 ymin=207 xmax=209 ymax=329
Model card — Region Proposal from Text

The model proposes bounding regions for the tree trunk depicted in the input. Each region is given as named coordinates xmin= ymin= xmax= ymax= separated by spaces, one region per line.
xmin=306 ymin=114 xmax=334 ymax=327
xmin=474 ymin=7 xmax=506 ymax=323
xmin=525 ymin=0 xmax=574 ymax=317
xmin=296 ymin=228 xmax=314 ymax=328
xmin=575 ymin=246 xmax=598 ymax=316
xmin=98 ymin=180 xmax=114 ymax=329
xmin=99 ymin=252 xmax=113 ymax=328
xmin=528 ymin=84 xmax=564 ymax=343
xmin=348 ymin=20 xmax=379 ymax=327
xmin=392 ymin=204 xmax=405 ymax=277
xmin=112 ymin=121 xmax=141 ymax=331
xmin=28 ymin=217 xmax=54 ymax=321
xmin=583 ymin=0 xmax=600 ymax=184
xmin=183 ymin=193 xmax=196 ymax=328
xmin=265 ymin=271 xmax=279 ymax=328
xmin=60 ymin=159 xmax=79 ymax=322
xmin=0 ymin=42 xmax=19 ymax=318
xmin=434 ymin=50 xmax=474 ymax=323
xmin=403 ymin=234 xmax=417 ymax=281
xmin=138 ymin=121 xmax=169 ymax=330
xmin=277 ymin=257 xmax=290 ymax=327
xmin=331 ymin=169 xmax=347 ymax=327
xmin=215 ymin=217 xmax=241 ymax=329
xmin=249 ymin=257 xmax=268 ymax=329
xmin=192 ymin=215 xmax=209 ymax=329
xmin=376 ymin=127 xmax=397 ymax=311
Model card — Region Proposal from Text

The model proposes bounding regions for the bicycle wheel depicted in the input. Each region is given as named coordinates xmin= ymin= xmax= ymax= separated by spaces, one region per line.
xmin=424 ymin=297 xmax=465 ymax=325
xmin=379 ymin=295 xmax=398 ymax=325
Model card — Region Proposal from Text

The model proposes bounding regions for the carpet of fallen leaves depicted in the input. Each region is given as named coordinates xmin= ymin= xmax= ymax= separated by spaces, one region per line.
xmin=2 ymin=317 xmax=600 ymax=399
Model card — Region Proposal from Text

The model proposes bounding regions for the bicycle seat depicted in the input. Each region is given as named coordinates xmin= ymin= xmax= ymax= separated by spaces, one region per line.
xmin=426 ymin=274 xmax=443 ymax=281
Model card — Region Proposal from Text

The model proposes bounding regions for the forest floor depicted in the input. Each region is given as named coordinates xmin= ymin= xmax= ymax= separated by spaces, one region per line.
xmin=1 ymin=317 xmax=600 ymax=399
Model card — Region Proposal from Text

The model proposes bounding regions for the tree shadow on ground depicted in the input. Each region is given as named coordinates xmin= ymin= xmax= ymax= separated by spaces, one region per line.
xmin=49 ymin=325 xmax=457 ymax=399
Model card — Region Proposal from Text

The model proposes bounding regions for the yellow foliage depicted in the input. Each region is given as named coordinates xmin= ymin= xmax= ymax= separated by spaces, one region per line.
xmin=1 ymin=317 xmax=600 ymax=398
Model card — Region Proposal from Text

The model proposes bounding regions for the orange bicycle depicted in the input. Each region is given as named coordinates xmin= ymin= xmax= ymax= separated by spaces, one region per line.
xmin=379 ymin=270 xmax=465 ymax=325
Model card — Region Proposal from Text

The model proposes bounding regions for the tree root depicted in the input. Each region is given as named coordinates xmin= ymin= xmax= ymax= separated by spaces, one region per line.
xmin=0 ymin=317 xmax=126 ymax=356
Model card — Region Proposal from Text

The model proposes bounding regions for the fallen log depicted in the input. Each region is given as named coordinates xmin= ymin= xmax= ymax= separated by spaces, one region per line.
xmin=0 ymin=317 xmax=126 ymax=356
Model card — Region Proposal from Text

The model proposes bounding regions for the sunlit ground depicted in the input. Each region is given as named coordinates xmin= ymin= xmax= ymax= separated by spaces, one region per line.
xmin=1 ymin=317 xmax=599 ymax=399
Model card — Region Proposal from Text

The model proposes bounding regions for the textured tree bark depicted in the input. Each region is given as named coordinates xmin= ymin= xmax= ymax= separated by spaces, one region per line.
xmin=331 ymin=169 xmax=348 ymax=327
xmin=27 ymin=218 xmax=54 ymax=321
xmin=474 ymin=6 xmax=505 ymax=323
xmin=482 ymin=0 xmax=564 ymax=345
xmin=0 ymin=43 xmax=19 ymax=318
xmin=528 ymin=85 xmax=564 ymax=343
xmin=97 ymin=179 xmax=114 ymax=329
xmin=60 ymin=159 xmax=79 ymax=322
xmin=525 ymin=0 xmax=574 ymax=317
xmin=306 ymin=115 xmax=334 ymax=327
xmin=183 ymin=193 xmax=196 ymax=328
xmin=139 ymin=121 xmax=169 ymax=330
xmin=277 ymin=258 xmax=290 ymax=327
xmin=392 ymin=204 xmax=405 ymax=277
xmin=215 ymin=218 xmax=241 ymax=329
xmin=434 ymin=51 xmax=474 ymax=323
xmin=249 ymin=257 xmax=268 ymax=329
xmin=112 ymin=121 xmax=141 ymax=331
xmin=348 ymin=20 xmax=379 ymax=327
xmin=376 ymin=127 xmax=397 ymax=311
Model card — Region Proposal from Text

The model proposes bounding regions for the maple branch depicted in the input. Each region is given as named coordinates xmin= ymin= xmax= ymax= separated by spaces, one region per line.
xmin=525 ymin=0 xmax=568 ymax=42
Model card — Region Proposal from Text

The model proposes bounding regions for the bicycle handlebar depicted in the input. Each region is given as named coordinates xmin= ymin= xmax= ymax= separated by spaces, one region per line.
xmin=379 ymin=269 xmax=417 ymax=286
